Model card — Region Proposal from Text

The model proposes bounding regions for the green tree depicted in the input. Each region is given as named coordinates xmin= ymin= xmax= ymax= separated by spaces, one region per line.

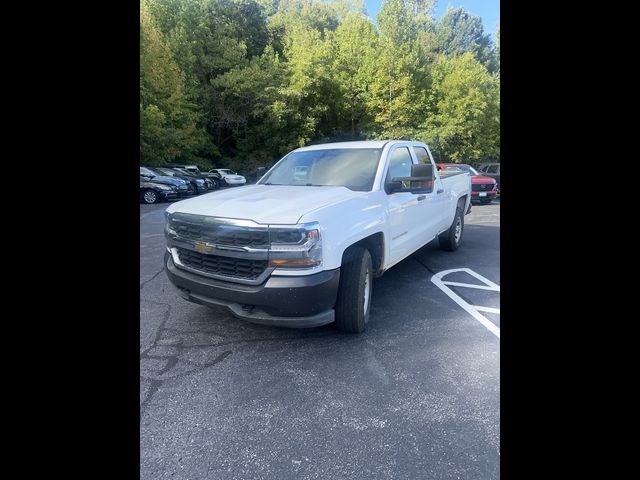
xmin=495 ymin=19 xmax=500 ymax=73
xmin=406 ymin=0 xmax=436 ymax=17
xmin=436 ymin=6 xmax=497 ymax=73
xmin=140 ymin=0 xmax=500 ymax=172
xmin=366 ymin=0 xmax=424 ymax=139
xmin=140 ymin=0 xmax=209 ymax=165
xmin=329 ymin=11 xmax=379 ymax=137
xmin=419 ymin=52 xmax=500 ymax=163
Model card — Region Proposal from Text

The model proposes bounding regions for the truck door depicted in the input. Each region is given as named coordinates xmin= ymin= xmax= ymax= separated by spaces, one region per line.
xmin=412 ymin=146 xmax=449 ymax=236
xmin=384 ymin=145 xmax=439 ymax=265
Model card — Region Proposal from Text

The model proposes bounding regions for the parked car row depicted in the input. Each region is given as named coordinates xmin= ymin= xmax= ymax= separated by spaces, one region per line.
xmin=140 ymin=165 xmax=247 ymax=204
xmin=436 ymin=163 xmax=499 ymax=204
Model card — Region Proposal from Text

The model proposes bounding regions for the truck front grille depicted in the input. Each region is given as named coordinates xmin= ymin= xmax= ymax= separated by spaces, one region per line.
xmin=176 ymin=248 xmax=268 ymax=280
xmin=173 ymin=223 xmax=268 ymax=248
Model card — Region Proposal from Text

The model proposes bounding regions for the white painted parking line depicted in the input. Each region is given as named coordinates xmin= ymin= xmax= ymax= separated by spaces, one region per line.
xmin=431 ymin=268 xmax=500 ymax=339
xmin=440 ymin=281 xmax=496 ymax=291
xmin=473 ymin=306 xmax=501 ymax=314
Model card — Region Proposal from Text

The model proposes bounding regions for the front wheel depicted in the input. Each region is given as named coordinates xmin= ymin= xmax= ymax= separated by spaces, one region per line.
xmin=141 ymin=189 xmax=159 ymax=204
xmin=438 ymin=207 xmax=464 ymax=251
xmin=334 ymin=247 xmax=372 ymax=333
xmin=209 ymin=178 xmax=219 ymax=189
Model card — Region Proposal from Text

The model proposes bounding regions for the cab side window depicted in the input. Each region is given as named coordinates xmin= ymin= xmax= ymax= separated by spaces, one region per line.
xmin=412 ymin=146 xmax=430 ymax=164
xmin=385 ymin=147 xmax=413 ymax=185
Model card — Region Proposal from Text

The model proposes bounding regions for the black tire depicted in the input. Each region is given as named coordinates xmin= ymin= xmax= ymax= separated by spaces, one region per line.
xmin=334 ymin=246 xmax=373 ymax=333
xmin=209 ymin=178 xmax=219 ymax=189
xmin=192 ymin=184 xmax=200 ymax=194
xmin=141 ymin=189 xmax=159 ymax=204
xmin=438 ymin=207 xmax=464 ymax=251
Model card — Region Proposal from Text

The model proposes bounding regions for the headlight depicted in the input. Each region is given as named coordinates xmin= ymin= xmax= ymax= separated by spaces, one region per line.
xmin=269 ymin=223 xmax=322 ymax=269
xmin=152 ymin=183 xmax=172 ymax=190
xmin=196 ymin=179 xmax=205 ymax=185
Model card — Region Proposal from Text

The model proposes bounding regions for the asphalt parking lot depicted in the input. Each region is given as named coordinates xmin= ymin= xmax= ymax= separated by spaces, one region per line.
xmin=140 ymin=196 xmax=500 ymax=479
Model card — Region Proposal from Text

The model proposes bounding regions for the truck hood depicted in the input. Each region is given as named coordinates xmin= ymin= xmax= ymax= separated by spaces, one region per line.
xmin=471 ymin=175 xmax=496 ymax=184
xmin=166 ymin=184 xmax=363 ymax=224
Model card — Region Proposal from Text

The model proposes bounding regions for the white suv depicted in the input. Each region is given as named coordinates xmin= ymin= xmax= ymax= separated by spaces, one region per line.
xmin=211 ymin=169 xmax=246 ymax=186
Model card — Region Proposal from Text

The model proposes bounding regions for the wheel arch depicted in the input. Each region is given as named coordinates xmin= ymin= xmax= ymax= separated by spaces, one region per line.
xmin=457 ymin=194 xmax=469 ymax=212
xmin=340 ymin=232 xmax=385 ymax=278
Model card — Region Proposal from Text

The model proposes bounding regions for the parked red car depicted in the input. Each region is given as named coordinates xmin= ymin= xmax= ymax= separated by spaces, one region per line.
xmin=436 ymin=163 xmax=498 ymax=204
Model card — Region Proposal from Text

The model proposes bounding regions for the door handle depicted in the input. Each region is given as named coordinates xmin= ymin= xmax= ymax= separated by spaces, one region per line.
xmin=417 ymin=195 xmax=426 ymax=201
xmin=436 ymin=188 xmax=444 ymax=194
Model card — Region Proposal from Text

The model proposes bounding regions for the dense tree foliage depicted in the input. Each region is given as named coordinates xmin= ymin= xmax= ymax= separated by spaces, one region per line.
xmin=140 ymin=0 xmax=500 ymax=169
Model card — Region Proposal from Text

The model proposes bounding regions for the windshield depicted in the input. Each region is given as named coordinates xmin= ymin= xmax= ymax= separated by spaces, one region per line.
xmin=259 ymin=148 xmax=382 ymax=191
xmin=157 ymin=168 xmax=176 ymax=176
xmin=140 ymin=167 xmax=158 ymax=177
xmin=219 ymin=169 xmax=235 ymax=174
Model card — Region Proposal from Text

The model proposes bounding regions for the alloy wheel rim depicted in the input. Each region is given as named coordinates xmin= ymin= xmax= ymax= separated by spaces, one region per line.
xmin=145 ymin=191 xmax=156 ymax=203
xmin=363 ymin=269 xmax=371 ymax=315
xmin=454 ymin=218 xmax=462 ymax=243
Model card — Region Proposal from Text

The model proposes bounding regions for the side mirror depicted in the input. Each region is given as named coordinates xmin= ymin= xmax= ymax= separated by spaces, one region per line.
xmin=388 ymin=163 xmax=435 ymax=194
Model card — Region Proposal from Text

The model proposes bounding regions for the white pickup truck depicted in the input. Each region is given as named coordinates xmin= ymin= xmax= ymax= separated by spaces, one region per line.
xmin=164 ymin=141 xmax=471 ymax=333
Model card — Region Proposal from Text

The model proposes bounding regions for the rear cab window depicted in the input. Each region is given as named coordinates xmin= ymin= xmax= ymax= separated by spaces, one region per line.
xmin=412 ymin=146 xmax=430 ymax=164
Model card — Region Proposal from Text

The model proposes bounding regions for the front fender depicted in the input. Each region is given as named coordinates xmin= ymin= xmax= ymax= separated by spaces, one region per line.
xmin=298 ymin=192 xmax=387 ymax=271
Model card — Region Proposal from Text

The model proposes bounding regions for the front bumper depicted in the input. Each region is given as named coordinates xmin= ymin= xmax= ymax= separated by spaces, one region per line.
xmin=471 ymin=191 xmax=497 ymax=202
xmin=165 ymin=252 xmax=340 ymax=328
xmin=159 ymin=191 xmax=178 ymax=200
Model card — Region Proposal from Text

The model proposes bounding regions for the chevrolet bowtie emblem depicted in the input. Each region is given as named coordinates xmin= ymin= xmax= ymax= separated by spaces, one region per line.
xmin=194 ymin=241 xmax=213 ymax=254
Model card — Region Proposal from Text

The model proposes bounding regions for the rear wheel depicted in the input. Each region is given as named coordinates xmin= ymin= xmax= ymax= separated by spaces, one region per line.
xmin=141 ymin=189 xmax=159 ymax=204
xmin=334 ymin=246 xmax=372 ymax=333
xmin=439 ymin=207 xmax=464 ymax=251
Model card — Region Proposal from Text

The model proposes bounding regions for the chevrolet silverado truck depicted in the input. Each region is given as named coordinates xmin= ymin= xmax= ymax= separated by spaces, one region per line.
xmin=164 ymin=141 xmax=471 ymax=333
